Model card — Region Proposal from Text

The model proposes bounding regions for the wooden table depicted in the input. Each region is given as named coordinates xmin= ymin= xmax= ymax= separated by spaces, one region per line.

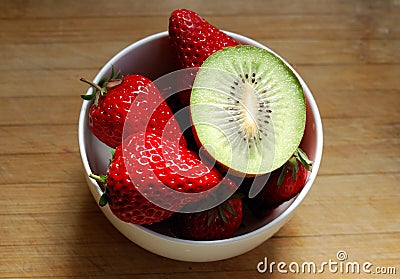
xmin=1 ymin=1 xmax=399 ymax=278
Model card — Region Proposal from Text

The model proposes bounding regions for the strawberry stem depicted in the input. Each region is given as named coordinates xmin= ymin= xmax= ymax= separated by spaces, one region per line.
xmin=80 ymin=78 xmax=103 ymax=92
xmin=80 ymin=78 xmax=105 ymax=106
xmin=80 ymin=66 xmax=122 ymax=102
xmin=89 ymin=174 xmax=108 ymax=207
xmin=89 ymin=173 xmax=107 ymax=183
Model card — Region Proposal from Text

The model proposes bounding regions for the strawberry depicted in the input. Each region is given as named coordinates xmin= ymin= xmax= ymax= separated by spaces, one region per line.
xmin=169 ymin=9 xmax=239 ymax=69
xmin=168 ymin=9 xmax=239 ymax=106
xmin=91 ymin=152 xmax=173 ymax=225
xmin=90 ymin=132 xmax=233 ymax=225
xmin=81 ymin=69 xmax=184 ymax=148
xmin=177 ymin=195 xmax=243 ymax=240
xmin=245 ymin=148 xmax=312 ymax=218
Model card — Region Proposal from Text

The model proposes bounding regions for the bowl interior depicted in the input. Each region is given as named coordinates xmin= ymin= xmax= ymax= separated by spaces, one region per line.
xmin=79 ymin=31 xmax=322 ymax=240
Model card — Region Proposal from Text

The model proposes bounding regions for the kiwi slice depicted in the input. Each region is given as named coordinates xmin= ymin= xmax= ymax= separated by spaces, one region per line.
xmin=190 ymin=45 xmax=306 ymax=175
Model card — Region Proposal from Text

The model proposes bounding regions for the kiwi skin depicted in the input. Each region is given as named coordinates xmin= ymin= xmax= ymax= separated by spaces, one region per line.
xmin=190 ymin=45 xmax=306 ymax=176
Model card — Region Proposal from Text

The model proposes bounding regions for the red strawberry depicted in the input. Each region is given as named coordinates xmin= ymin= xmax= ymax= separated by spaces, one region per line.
xmin=177 ymin=196 xmax=243 ymax=240
xmin=91 ymin=132 xmax=233 ymax=225
xmin=91 ymin=152 xmax=173 ymax=225
xmin=169 ymin=9 xmax=238 ymax=69
xmin=246 ymin=148 xmax=312 ymax=218
xmin=168 ymin=9 xmax=239 ymax=106
xmin=81 ymin=70 xmax=184 ymax=148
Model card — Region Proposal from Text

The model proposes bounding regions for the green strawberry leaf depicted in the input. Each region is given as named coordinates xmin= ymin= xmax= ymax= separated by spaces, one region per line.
xmin=207 ymin=211 xmax=216 ymax=227
xmin=297 ymin=148 xmax=312 ymax=163
xmin=223 ymin=201 xmax=237 ymax=217
xmin=80 ymin=93 xmax=96 ymax=100
xmin=291 ymin=159 xmax=299 ymax=182
xmin=99 ymin=192 xmax=108 ymax=207
xmin=115 ymin=70 xmax=122 ymax=79
xmin=109 ymin=65 xmax=115 ymax=81
xmin=231 ymin=192 xmax=245 ymax=199
xmin=109 ymin=149 xmax=116 ymax=164
xmin=295 ymin=148 xmax=312 ymax=171
xmin=277 ymin=164 xmax=288 ymax=187
xmin=218 ymin=206 xmax=228 ymax=224
xmin=97 ymin=76 xmax=108 ymax=88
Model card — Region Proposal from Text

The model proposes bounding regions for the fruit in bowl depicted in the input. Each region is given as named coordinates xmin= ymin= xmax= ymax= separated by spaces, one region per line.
xmin=78 ymin=9 xmax=323 ymax=262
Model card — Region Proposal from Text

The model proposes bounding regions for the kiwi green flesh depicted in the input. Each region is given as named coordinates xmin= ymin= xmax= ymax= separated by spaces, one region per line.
xmin=190 ymin=45 xmax=306 ymax=175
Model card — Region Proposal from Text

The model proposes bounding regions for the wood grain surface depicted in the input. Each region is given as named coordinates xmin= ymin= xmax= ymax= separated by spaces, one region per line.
xmin=1 ymin=0 xmax=399 ymax=278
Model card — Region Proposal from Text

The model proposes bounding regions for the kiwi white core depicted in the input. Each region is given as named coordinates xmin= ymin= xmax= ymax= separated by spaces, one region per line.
xmin=190 ymin=45 xmax=306 ymax=175
xmin=242 ymin=83 xmax=258 ymax=136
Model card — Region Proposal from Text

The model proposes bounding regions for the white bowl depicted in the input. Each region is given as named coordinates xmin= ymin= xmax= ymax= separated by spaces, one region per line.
xmin=78 ymin=31 xmax=323 ymax=262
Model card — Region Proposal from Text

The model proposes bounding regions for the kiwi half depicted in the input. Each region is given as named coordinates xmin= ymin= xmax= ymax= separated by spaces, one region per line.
xmin=190 ymin=45 xmax=306 ymax=176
